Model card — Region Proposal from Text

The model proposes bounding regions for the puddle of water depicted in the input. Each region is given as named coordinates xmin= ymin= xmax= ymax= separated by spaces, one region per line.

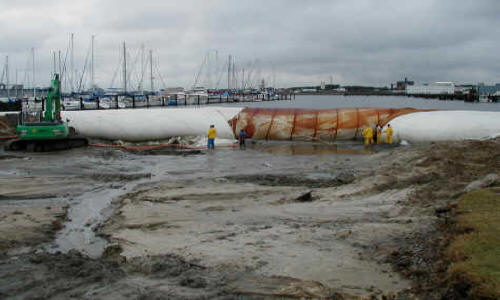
xmin=48 ymin=179 xmax=155 ymax=258
xmin=251 ymin=141 xmax=375 ymax=155
xmin=304 ymin=172 xmax=339 ymax=180
xmin=48 ymin=186 xmax=123 ymax=258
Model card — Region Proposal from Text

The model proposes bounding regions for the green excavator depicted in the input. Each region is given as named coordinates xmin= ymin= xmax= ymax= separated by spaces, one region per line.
xmin=5 ymin=74 xmax=88 ymax=151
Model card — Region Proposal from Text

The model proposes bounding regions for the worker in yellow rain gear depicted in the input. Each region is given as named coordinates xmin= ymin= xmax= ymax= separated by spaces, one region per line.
xmin=375 ymin=124 xmax=382 ymax=144
xmin=207 ymin=124 xmax=217 ymax=149
xmin=362 ymin=126 xmax=374 ymax=146
xmin=384 ymin=124 xmax=393 ymax=144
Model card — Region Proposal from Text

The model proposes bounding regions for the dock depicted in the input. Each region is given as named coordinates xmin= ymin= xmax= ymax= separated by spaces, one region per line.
xmin=1 ymin=92 xmax=295 ymax=112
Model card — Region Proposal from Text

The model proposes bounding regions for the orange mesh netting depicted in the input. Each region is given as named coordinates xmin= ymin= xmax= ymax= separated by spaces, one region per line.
xmin=231 ymin=107 xmax=429 ymax=141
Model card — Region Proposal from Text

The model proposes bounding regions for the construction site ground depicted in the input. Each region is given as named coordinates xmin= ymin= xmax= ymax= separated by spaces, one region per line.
xmin=0 ymin=138 xmax=499 ymax=300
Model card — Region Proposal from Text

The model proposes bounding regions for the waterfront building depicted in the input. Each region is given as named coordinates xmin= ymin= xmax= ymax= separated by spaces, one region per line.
xmin=478 ymin=83 xmax=500 ymax=95
xmin=396 ymin=77 xmax=414 ymax=90
xmin=406 ymin=82 xmax=455 ymax=95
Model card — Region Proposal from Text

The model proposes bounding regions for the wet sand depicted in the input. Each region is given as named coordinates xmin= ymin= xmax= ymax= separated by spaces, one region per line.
xmin=0 ymin=139 xmax=499 ymax=299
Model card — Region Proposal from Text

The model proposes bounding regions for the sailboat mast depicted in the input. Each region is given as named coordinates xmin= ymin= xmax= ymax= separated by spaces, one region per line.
xmin=58 ymin=51 xmax=61 ymax=76
xmin=32 ymin=47 xmax=35 ymax=98
xmin=232 ymin=60 xmax=235 ymax=90
xmin=207 ymin=51 xmax=211 ymax=89
xmin=70 ymin=33 xmax=74 ymax=92
xmin=242 ymin=68 xmax=245 ymax=90
xmin=91 ymin=35 xmax=95 ymax=90
xmin=123 ymin=42 xmax=127 ymax=93
xmin=227 ymin=55 xmax=231 ymax=90
xmin=215 ymin=50 xmax=218 ymax=89
xmin=139 ymin=44 xmax=144 ymax=92
xmin=6 ymin=56 xmax=9 ymax=99
xmin=52 ymin=51 xmax=56 ymax=75
xmin=149 ymin=50 xmax=153 ymax=92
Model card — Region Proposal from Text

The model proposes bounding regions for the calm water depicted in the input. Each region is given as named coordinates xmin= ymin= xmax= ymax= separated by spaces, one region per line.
xmin=223 ymin=95 xmax=500 ymax=111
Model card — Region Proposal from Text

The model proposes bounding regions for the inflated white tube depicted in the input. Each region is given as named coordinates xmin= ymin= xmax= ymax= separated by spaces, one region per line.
xmin=61 ymin=107 xmax=243 ymax=141
xmin=387 ymin=111 xmax=500 ymax=142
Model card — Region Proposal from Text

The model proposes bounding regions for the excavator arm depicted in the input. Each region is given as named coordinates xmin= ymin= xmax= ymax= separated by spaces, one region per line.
xmin=43 ymin=74 xmax=61 ymax=123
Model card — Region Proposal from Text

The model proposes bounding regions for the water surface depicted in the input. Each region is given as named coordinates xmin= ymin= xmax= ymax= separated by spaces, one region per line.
xmin=223 ymin=95 xmax=500 ymax=111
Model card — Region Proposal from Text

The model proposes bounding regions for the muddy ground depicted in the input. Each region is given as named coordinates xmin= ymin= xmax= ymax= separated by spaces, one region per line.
xmin=0 ymin=139 xmax=498 ymax=299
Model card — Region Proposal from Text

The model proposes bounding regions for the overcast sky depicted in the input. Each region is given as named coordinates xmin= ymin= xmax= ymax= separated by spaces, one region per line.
xmin=0 ymin=0 xmax=499 ymax=91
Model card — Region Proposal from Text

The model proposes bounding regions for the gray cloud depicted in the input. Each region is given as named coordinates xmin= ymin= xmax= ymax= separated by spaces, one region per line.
xmin=0 ymin=0 xmax=498 ymax=91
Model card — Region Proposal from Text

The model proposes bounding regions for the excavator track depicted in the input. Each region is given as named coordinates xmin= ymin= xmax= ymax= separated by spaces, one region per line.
xmin=4 ymin=136 xmax=88 ymax=152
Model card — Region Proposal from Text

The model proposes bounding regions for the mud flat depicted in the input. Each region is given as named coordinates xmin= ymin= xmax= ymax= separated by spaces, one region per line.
xmin=0 ymin=139 xmax=499 ymax=299
xmin=99 ymin=139 xmax=500 ymax=299
xmin=0 ymin=204 xmax=67 ymax=254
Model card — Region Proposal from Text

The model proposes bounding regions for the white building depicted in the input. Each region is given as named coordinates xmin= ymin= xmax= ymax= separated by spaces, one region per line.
xmin=406 ymin=82 xmax=455 ymax=95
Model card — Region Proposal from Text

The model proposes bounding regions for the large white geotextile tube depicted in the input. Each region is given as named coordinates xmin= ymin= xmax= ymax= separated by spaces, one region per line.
xmin=388 ymin=111 xmax=500 ymax=142
xmin=61 ymin=107 xmax=244 ymax=141
xmin=60 ymin=108 xmax=500 ymax=143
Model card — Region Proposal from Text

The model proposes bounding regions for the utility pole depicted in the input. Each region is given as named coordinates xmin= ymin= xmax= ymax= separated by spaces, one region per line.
xmin=123 ymin=42 xmax=127 ymax=93
xmin=149 ymin=50 xmax=154 ymax=92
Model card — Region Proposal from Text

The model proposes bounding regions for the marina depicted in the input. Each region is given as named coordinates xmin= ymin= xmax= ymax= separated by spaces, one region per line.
xmin=9 ymin=91 xmax=294 ymax=112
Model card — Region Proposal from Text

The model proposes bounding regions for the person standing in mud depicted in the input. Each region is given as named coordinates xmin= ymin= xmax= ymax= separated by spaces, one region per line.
xmin=375 ymin=124 xmax=382 ymax=144
xmin=207 ymin=124 xmax=217 ymax=149
xmin=384 ymin=124 xmax=393 ymax=144
xmin=362 ymin=126 xmax=374 ymax=146
xmin=238 ymin=129 xmax=247 ymax=149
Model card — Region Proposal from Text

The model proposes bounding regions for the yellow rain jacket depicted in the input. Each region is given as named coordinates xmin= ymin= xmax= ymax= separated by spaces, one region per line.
xmin=376 ymin=127 xmax=382 ymax=144
xmin=207 ymin=128 xmax=217 ymax=139
xmin=384 ymin=127 xmax=393 ymax=144
xmin=362 ymin=127 xmax=374 ymax=145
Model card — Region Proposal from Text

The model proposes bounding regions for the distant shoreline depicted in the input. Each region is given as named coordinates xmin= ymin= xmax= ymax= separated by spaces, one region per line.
xmin=295 ymin=91 xmax=405 ymax=96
